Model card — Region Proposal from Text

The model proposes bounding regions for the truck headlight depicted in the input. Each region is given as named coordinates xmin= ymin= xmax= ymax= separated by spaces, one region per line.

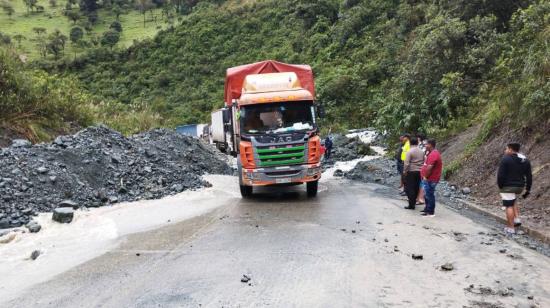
xmin=307 ymin=167 xmax=320 ymax=176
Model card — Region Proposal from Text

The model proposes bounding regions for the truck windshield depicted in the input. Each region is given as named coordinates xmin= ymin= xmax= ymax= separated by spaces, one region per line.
xmin=240 ymin=101 xmax=315 ymax=134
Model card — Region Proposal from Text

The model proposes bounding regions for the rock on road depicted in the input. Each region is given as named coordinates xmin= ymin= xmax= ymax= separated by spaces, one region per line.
xmin=2 ymin=177 xmax=549 ymax=307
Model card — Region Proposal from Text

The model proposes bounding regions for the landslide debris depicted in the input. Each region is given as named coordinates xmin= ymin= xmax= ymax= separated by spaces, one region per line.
xmin=329 ymin=134 xmax=376 ymax=162
xmin=0 ymin=125 xmax=232 ymax=228
xmin=344 ymin=158 xmax=400 ymax=185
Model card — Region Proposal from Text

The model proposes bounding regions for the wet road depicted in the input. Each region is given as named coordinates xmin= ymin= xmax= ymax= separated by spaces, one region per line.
xmin=5 ymin=178 xmax=550 ymax=307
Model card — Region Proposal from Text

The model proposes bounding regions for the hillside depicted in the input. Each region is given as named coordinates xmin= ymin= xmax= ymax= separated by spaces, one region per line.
xmin=60 ymin=0 xmax=548 ymax=130
xmin=0 ymin=0 xmax=168 ymax=60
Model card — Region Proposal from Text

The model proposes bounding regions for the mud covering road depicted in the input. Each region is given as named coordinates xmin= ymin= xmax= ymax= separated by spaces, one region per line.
xmin=3 ymin=175 xmax=549 ymax=308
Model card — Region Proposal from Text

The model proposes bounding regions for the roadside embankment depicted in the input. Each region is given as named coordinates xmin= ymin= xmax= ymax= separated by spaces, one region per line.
xmin=342 ymin=155 xmax=550 ymax=250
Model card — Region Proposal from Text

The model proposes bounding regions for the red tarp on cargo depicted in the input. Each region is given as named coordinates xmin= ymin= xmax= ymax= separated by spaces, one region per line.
xmin=224 ymin=60 xmax=315 ymax=106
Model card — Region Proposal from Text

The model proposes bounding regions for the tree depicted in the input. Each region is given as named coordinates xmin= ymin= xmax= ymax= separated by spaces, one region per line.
xmin=46 ymin=29 xmax=68 ymax=59
xmin=70 ymin=26 xmax=84 ymax=44
xmin=13 ymin=34 xmax=25 ymax=47
xmin=135 ymin=0 xmax=154 ymax=27
xmin=87 ymin=10 xmax=98 ymax=24
xmin=0 ymin=32 xmax=11 ymax=46
xmin=22 ymin=0 xmax=37 ymax=13
xmin=32 ymin=27 xmax=47 ymax=37
xmin=1 ymin=2 xmax=14 ymax=19
xmin=110 ymin=21 xmax=122 ymax=32
xmin=66 ymin=10 xmax=81 ymax=24
xmin=100 ymin=30 xmax=119 ymax=50
xmin=113 ymin=4 xmax=122 ymax=20
xmin=79 ymin=0 xmax=97 ymax=13
xmin=70 ymin=27 xmax=84 ymax=59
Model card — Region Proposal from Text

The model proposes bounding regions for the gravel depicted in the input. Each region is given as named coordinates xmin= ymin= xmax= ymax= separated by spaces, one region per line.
xmin=0 ymin=125 xmax=232 ymax=229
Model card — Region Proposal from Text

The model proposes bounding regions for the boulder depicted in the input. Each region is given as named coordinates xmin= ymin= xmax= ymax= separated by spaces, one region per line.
xmin=11 ymin=139 xmax=32 ymax=148
xmin=37 ymin=166 xmax=48 ymax=174
xmin=30 ymin=250 xmax=41 ymax=260
xmin=52 ymin=208 xmax=74 ymax=223
xmin=462 ymin=187 xmax=471 ymax=195
xmin=58 ymin=199 xmax=79 ymax=209
xmin=0 ymin=218 xmax=9 ymax=229
xmin=440 ymin=262 xmax=454 ymax=271
xmin=26 ymin=221 xmax=42 ymax=233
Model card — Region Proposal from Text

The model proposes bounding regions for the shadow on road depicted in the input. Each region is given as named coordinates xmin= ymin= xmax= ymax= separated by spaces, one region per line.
xmin=241 ymin=184 xmax=319 ymax=203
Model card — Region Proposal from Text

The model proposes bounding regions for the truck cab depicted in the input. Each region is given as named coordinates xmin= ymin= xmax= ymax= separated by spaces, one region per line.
xmin=220 ymin=61 xmax=323 ymax=198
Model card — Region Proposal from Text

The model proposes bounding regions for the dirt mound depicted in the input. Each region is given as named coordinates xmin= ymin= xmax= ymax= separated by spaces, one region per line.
xmin=440 ymin=121 xmax=550 ymax=234
xmin=0 ymin=125 xmax=232 ymax=229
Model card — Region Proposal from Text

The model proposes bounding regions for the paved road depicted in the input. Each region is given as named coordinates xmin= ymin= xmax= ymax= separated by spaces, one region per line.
xmin=5 ymin=178 xmax=550 ymax=307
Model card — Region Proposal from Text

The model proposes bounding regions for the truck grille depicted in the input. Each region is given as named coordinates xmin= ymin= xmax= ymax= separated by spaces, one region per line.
xmin=256 ymin=144 xmax=306 ymax=167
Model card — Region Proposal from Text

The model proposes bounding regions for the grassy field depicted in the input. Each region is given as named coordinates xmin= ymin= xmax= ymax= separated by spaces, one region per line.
xmin=0 ymin=0 xmax=167 ymax=60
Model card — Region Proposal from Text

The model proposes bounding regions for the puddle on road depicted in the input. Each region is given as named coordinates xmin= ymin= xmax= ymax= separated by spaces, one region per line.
xmin=0 ymin=174 xmax=239 ymax=304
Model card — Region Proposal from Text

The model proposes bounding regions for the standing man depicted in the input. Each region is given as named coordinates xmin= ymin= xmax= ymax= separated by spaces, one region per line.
xmin=420 ymin=139 xmax=443 ymax=217
xmin=403 ymin=137 xmax=423 ymax=210
xmin=400 ymin=134 xmax=411 ymax=196
xmin=416 ymin=133 xmax=427 ymax=205
xmin=396 ymin=135 xmax=404 ymax=193
xmin=324 ymin=136 xmax=333 ymax=160
xmin=497 ymin=142 xmax=532 ymax=235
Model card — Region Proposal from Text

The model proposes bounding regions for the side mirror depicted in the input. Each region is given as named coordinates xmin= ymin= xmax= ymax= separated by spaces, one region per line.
xmin=316 ymin=105 xmax=326 ymax=118
xmin=222 ymin=108 xmax=230 ymax=123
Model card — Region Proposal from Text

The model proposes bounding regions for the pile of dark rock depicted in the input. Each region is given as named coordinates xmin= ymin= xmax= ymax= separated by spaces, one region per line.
xmin=0 ymin=125 xmax=232 ymax=229
xmin=329 ymin=135 xmax=376 ymax=162
xmin=343 ymin=157 xmax=400 ymax=186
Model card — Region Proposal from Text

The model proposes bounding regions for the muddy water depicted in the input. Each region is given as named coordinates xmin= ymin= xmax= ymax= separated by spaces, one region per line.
xmin=0 ymin=175 xmax=240 ymax=303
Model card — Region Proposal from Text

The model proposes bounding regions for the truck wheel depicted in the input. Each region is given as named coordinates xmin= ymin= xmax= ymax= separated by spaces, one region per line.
xmin=306 ymin=180 xmax=318 ymax=197
xmin=240 ymin=185 xmax=253 ymax=198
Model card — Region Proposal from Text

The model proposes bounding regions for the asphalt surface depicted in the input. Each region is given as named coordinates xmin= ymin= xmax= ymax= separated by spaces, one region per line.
xmin=5 ymin=178 xmax=550 ymax=308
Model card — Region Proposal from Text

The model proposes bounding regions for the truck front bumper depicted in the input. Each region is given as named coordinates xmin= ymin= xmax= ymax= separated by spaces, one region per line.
xmin=241 ymin=163 xmax=322 ymax=186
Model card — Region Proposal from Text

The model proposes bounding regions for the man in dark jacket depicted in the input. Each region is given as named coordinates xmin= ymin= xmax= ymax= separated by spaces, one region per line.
xmin=497 ymin=142 xmax=532 ymax=235
xmin=324 ymin=137 xmax=333 ymax=160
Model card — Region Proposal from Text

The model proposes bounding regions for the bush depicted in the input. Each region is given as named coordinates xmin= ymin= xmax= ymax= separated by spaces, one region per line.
xmin=0 ymin=48 xmax=93 ymax=141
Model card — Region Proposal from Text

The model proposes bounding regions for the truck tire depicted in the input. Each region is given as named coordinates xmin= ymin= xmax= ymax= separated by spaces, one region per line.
xmin=240 ymin=185 xmax=253 ymax=198
xmin=306 ymin=180 xmax=318 ymax=197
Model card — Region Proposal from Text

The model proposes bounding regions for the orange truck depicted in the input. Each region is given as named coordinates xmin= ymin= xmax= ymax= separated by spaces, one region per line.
xmin=217 ymin=60 xmax=324 ymax=197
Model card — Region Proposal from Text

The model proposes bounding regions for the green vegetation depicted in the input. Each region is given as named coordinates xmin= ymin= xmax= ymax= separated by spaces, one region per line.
xmin=1 ymin=0 xmax=548 ymax=145
xmin=0 ymin=0 xmax=167 ymax=60
xmin=57 ymin=0 xmax=548 ymax=135
xmin=0 ymin=48 xmax=93 ymax=141
xmin=0 ymin=48 xmax=164 ymax=141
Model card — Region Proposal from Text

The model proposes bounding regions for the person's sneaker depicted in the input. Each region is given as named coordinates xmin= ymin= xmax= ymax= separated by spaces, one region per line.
xmin=404 ymin=206 xmax=415 ymax=210
xmin=503 ymin=227 xmax=516 ymax=235
xmin=420 ymin=209 xmax=427 ymax=213
xmin=514 ymin=218 xmax=522 ymax=227
xmin=421 ymin=212 xmax=435 ymax=217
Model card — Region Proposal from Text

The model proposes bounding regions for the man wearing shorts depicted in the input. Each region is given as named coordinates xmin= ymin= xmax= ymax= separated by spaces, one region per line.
xmin=497 ymin=143 xmax=532 ymax=235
